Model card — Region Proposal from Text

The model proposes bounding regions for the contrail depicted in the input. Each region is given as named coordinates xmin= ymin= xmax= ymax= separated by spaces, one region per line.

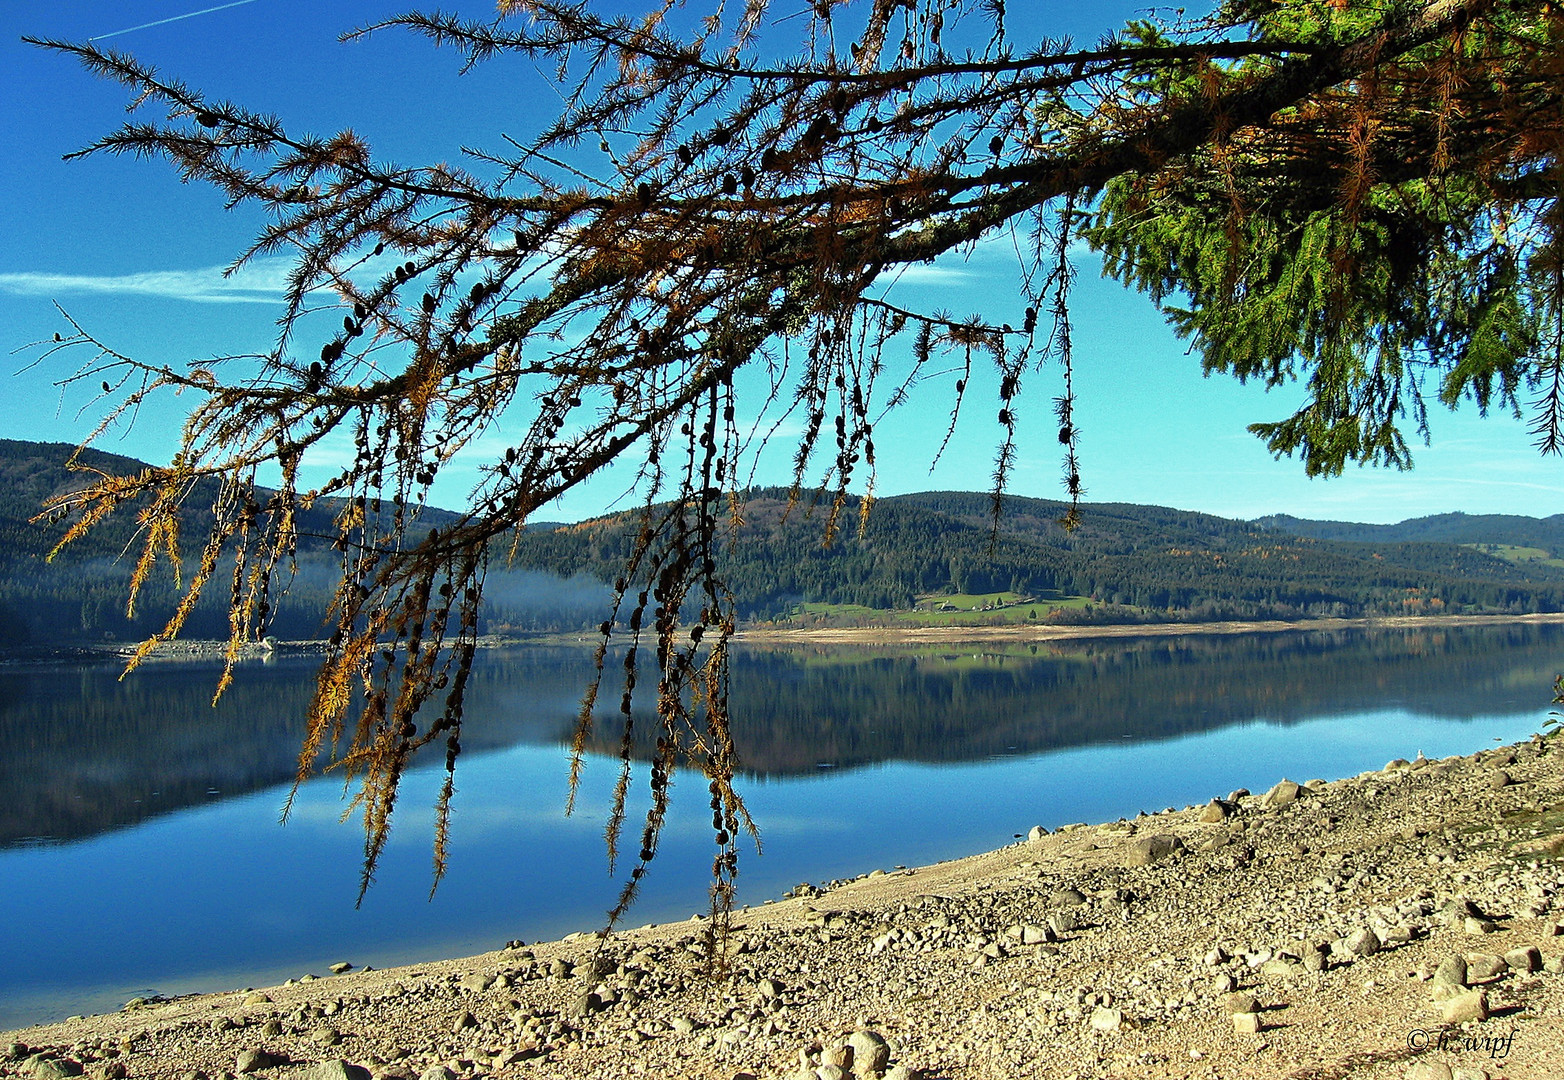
xmin=89 ymin=0 xmax=261 ymax=42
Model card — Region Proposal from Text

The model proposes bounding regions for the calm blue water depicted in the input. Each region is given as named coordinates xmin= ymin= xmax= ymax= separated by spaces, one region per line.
xmin=1 ymin=623 xmax=1557 ymax=1029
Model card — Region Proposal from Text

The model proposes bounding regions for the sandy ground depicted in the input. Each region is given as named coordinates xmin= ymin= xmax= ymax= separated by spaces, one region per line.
xmin=7 ymin=728 xmax=1564 ymax=1080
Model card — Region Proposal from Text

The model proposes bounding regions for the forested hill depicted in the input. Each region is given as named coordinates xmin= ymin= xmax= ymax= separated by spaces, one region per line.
xmin=1254 ymin=511 xmax=1564 ymax=550
xmin=0 ymin=438 xmax=348 ymax=646
xmin=508 ymin=488 xmax=1564 ymax=625
xmin=0 ymin=439 xmax=609 ymax=646
xmin=6 ymin=436 xmax=1564 ymax=640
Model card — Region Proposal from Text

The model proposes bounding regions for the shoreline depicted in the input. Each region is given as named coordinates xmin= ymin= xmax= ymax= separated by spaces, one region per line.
xmin=7 ymin=611 xmax=1564 ymax=664
xmin=731 ymin=610 xmax=1564 ymax=646
xmin=8 ymin=734 xmax=1564 ymax=1078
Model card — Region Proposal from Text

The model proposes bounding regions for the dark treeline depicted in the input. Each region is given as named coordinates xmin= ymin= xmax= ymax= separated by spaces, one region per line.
xmin=8 ymin=440 xmax=1564 ymax=640
xmin=1254 ymin=512 xmax=1564 ymax=549
xmin=0 ymin=440 xmax=603 ymax=645
xmin=508 ymin=488 xmax=1564 ymax=623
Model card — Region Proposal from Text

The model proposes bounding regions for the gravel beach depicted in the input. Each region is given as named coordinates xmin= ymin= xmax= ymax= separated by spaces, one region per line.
xmin=7 ymin=735 xmax=1564 ymax=1080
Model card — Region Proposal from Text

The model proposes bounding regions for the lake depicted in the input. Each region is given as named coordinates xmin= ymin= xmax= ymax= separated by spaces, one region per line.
xmin=2 ymin=622 xmax=1559 ymax=1029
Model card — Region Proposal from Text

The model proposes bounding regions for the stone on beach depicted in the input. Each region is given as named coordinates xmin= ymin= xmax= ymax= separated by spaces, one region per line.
xmin=1261 ymin=779 xmax=1301 ymax=807
xmin=1124 ymin=834 xmax=1183 ymax=867
xmin=1440 ymin=989 xmax=1489 ymax=1024
xmin=301 ymin=1063 xmax=372 ymax=1080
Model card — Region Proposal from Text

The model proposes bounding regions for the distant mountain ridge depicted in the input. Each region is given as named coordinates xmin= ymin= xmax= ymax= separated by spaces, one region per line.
xmin=4 ymin=437 xmax=1563 ymax=642
xmin=1252 ymin=511 xmax=1564 ymax=550
xmin=506 ymin=487 xmax=1564 ymax=625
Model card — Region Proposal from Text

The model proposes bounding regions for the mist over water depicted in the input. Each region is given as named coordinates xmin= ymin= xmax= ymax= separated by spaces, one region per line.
xmin=0 ymin=622 xmax=1557 ymax=1029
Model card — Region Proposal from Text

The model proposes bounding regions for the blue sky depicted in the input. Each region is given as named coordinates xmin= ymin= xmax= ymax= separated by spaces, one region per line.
xmin=2 ymin=1 xmax=1559 ymax=525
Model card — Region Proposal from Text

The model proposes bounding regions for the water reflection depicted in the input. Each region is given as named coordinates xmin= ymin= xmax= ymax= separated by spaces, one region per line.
xmin=1 ymin=623 xmax=1558 ymax=1029
xmin=2 ymin=623 xmax=1557 ymax=848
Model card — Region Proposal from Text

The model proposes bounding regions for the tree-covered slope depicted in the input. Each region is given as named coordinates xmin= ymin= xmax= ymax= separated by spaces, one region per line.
xmin=1253 ymin=511 xmax=1564 ymax=549
xmin=6 ymin=438 xmax=1564 ymax=641
xmin=0 ymin=439 xmax=604 ymax=645
xmin=507 ymin=488 xmax=1564 ymax=623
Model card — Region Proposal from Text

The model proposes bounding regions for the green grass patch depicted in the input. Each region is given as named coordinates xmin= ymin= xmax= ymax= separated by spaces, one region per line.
xmin=913 ymin=591 xmax=1031 ymax=611
xmin=1463 ymin=543 xmax=1564 ymax=569
xmin=780 ymin=594 xmax=1096 ymax=628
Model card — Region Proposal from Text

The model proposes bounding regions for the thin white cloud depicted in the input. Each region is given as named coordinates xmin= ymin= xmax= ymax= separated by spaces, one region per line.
xmin=887 ymin=263 xmax=975 ymax=286
xmin=0 ymin=257 xmax=294 ymax=304
xmin=89 ymin=0 xmax=261 ymax=42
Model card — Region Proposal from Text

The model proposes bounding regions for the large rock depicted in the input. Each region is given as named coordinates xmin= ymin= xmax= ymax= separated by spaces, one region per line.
xmin=1225 ymin=991 xmax=1259 ymax=1015
xmin=1504 ymin=946 xmax=1541 ymax=973
xmin=846 ymin=1030 xmax=890 ymax=1074
xmin=302 ymin=1064 xmax=372 ymax=1080
xmin=236 ymin=1049 xmax=282 ymax=1074
xmin=1261 ymin=779 xmax=1301 ymax=807
xmin=1124 ymin=834 xmax=1183 ymax=867
xmin=1198 ymin=799 xmax=1232 ymax=824
xmin=1440 ymin=989 xmax=1489 ymax=1024
xmin=1048 ymin=910 xmax=1081 ymax=936
xmin=1347 ymin=927 xmax=1381 ymax=957
xmin=1089 ymin=1007 xmax=1123 ymax=1032
xmin=1436 ymin=898 xmax=1483 ymax=925
xmin=20 ymin=1057 xmax=83 ymax=1079
xmin=1466 ymin=954 xmax=1507 ymax=983
xmin=1432 ymin=954 xmax=1468 ymax=987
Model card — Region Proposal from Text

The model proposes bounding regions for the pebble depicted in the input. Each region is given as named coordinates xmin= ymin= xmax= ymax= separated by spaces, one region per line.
xmin=1232 ymin=1012 xmax=1261 ymax=1034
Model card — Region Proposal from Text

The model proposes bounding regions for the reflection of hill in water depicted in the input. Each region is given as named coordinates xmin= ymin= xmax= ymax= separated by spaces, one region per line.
xmin=0 ymin=652 xmax=591 ymax=848
xmin=601 ymin=624 xmax=1564 ymax=775
xmin=3 ymin=624 xmax=1558 ymax=846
